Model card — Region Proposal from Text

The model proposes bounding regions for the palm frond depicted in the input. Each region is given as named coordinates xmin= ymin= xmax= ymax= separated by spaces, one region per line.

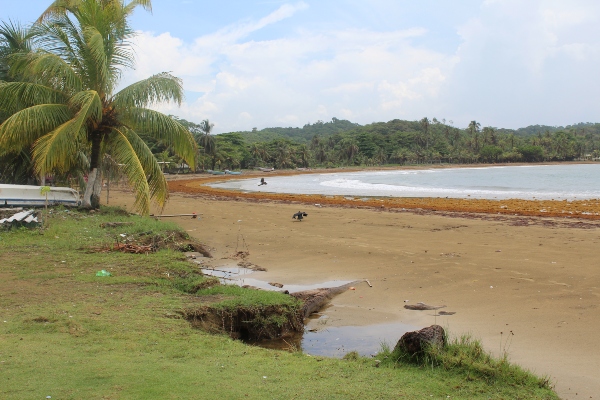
xmin=0 ymin=81 xmax=68 ymax=113
xmin=120 ymin=129 xmax=168 ymax=207
xmin=33 ymin=90 xmax=101 ymax=173
xmin=67 ymin=89 xmax=102 ymax=120
xmin=124 ymin=0 xmax=152 ymax=15
xmin=121 ymin=107 xmax=196 ymax=169
xmin=106 ymin=126 xmax=168 ymax=214
xmin=83 ymin=25 xmax=110 ymax=93
xmin=113 ymin=72 xmax=183 ymax=108
xmin=11 ymin=51 xmax=83 ymax=93
xmin=37 ymin=0 xmax=82 ymax=23
xmin=0 ymin=104 xmax=71 ymax=152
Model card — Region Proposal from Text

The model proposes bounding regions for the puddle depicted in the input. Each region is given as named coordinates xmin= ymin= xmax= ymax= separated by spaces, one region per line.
xmin=201 ymin=266 xmax=352 ymax=292
xmin=248 ymin=319 xmax=417 ymax=358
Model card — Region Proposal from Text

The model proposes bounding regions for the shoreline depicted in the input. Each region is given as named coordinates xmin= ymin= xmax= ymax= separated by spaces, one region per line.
xmin=166 ymin=163 xmax=600 ymax=221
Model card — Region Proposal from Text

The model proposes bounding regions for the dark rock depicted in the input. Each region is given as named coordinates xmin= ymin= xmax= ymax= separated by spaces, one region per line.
xmin=394 ymin=325 xmax=446 ymax=355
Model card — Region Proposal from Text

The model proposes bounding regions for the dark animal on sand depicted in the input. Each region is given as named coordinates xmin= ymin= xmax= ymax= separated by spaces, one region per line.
xmin=258 ymin=178 xmax=267 ymax=186
xmin=293 ymin=211 xmax=308 ymax=221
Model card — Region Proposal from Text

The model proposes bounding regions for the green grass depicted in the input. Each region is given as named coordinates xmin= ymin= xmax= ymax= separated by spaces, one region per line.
xmin=0 ymin=206 xmax=558 ymax=399
xmin=379 ymin=333 xmax=552 ymax=392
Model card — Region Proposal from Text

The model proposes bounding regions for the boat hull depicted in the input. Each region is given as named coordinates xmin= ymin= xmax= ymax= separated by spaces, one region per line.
xmin=0 ymin=184 xmax=81 ymax=207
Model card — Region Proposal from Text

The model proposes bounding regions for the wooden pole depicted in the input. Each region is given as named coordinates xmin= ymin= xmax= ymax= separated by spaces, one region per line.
xmin=150 ymin=213 xmax=202 ymax=218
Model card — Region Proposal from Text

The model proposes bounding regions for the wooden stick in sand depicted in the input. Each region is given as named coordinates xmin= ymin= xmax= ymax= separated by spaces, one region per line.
xmin=150 ymin=213 xmax=202 ymax=218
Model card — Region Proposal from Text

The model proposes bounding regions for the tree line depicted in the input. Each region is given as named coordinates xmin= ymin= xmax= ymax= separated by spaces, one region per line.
xmin=156 ymin=117 xmax=600 ymax=172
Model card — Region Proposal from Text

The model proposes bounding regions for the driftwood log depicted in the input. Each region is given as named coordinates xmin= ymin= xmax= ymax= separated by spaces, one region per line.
xmin=404 ymin=302 xmax=446 ymax=311
xmin=291 ymin=281 xmax=359 ymax=317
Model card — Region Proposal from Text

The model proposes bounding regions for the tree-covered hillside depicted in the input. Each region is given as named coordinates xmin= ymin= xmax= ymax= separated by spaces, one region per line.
xmin=165 ymin=117 xmax=600 ymax=172
xmin=232 ymin=117 xmax=360 ymax=144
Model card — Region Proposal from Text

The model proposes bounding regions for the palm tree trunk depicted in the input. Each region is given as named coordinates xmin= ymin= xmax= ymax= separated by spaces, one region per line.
xmin=82 ymin=133 xmax=103 ymax=209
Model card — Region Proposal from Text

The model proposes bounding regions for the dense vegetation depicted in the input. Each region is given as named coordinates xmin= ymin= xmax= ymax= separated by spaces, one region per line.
xmin=167 ymin=117 xmax=600 ymax=172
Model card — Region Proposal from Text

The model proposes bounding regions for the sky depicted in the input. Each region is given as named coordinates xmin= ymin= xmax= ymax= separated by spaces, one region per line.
xmin=2 ymin=0 xmax=600 ymax=133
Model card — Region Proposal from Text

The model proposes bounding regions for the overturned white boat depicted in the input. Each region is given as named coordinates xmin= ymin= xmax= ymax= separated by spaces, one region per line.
xmin=0 ymin=184 xmax=81 ymax=207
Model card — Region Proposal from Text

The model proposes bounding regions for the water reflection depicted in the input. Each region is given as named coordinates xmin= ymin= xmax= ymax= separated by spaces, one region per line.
xmin=247 ymin=319 xmax=417 ymax=358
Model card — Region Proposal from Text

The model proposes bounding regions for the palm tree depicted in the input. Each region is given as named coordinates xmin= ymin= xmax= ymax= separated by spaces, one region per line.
xmin=340 ymin=138 xmax=359 ymax=163
xmin=0 ymin=0 xmax=196 ymax=214
xmin=275 ymin=142 xmax=292 ymax=169
xmin=374 ymin=147 xmax=387 ymax=165
xmin=420 ymin=117 xmax=430 ymax=149
xmin=468 ymin=120 xmax=481 ymax=136
xmin=309 ymin=134 xmax=321 ymax=150
xmin=249 ymin=142 xmax=269 ymax=166
xmin=314 ymin=143 xmax=327 ymax=164
xmin=196 ymin=119 xmax=215 ymax=170
xmin=0 ymin=20 xmax=37 ymax=184
xmin=296 ymin=144 xmax=310 ymax=167
xmin=467 ymin=120 xmax=481 ymax=151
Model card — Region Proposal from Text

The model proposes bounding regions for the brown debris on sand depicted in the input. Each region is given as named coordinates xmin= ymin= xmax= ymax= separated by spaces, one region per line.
xmin=237 ymin=260 xmax=267 ymax=271
xmin=99 ymin=222 xmax=134 ymax=228
xmin=404 ymin=302 xmax=446 ymax=311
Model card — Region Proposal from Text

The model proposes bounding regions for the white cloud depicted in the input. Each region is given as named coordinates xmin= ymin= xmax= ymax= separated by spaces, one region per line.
xmin=124 ymin=21 xmax=454 ymax=132
xmin=440 ymin=0 xmax=600 ymax=128
xmin=120 ymin=0 xmax=600 ymax=132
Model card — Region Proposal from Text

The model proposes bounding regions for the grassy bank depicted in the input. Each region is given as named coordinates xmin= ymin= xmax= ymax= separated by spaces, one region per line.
xmin=0 ymin=207 xmax=557 ymax=399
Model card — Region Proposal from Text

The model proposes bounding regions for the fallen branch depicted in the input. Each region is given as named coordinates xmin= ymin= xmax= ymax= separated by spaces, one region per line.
xmin=150 ymin=213 xmax=202 ymax=218
xmin=113 ymin=242 xmax=155 ymax=254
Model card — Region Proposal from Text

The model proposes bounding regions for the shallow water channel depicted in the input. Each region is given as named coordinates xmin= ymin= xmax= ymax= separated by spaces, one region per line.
xmin=201 ymin=266 xmax=416 ymax=357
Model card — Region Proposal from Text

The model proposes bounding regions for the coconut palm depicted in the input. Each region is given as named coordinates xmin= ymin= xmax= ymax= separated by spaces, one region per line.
xmin=195 ymin=119 xmax=215 ymax=170
xmin=0 ymin=20 xmax=37 ymax=184
xmin=419 ymin=117 xmax=430 ymax=149
xmin=467 ymin=120 xmax=481 ymax=150
xmin=340 ymin=138 xmax=359 ymax=163
xmin=0 ymin=0 xmax=196 ymax=214
xmin=374 ymin=147 xmax=388 ymax=165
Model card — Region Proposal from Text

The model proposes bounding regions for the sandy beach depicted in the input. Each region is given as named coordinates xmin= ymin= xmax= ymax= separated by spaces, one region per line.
xmin=106 ymin=170 xmax=600 ymax=399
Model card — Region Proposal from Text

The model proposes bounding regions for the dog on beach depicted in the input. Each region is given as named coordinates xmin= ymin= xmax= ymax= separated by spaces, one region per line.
xmin=293 ymin=211 xmax=308 ymax=221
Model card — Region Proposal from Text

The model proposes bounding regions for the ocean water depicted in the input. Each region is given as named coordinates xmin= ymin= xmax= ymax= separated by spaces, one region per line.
xmin=210 ymin=164 xmax=600 ymax=200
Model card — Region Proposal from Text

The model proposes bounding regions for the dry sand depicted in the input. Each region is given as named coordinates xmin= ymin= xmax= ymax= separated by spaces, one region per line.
xmin=106 ymin=171 xmax=600 ymax=399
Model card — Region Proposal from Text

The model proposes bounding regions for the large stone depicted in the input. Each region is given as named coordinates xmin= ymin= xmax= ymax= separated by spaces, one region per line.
xmin=394 ymin=325 xmax=447 ymax=355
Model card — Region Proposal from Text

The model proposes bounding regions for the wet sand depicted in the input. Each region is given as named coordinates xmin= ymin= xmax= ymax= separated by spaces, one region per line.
xmin=106 ymin=170 xmax=600 ymax=399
